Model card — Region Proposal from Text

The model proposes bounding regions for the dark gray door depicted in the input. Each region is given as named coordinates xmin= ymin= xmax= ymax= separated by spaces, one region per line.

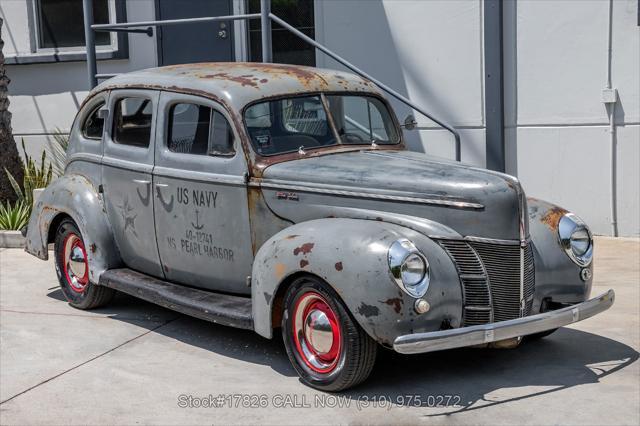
xmin=157 ymin=0 xmax=234 ymax=65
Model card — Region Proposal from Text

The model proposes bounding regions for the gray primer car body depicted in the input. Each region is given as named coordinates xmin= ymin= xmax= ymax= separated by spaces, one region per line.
xmin=25 ymin=62 xmax=602 ymax=350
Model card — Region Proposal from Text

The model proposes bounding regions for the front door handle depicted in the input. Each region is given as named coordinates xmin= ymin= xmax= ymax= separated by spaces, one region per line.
xmin=155 ymin=183 xmax=174 ymax=212
xmin=133 ymin=179 xmax=151 ymax=185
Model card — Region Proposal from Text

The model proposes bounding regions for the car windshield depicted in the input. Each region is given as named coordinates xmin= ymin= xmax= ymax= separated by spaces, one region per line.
xmin=244 ymin=94 xmax=400 ymax=156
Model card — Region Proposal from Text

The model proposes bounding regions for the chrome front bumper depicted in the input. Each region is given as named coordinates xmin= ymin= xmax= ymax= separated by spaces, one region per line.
xmin=393 ymin=290 xmax=615 ymax=354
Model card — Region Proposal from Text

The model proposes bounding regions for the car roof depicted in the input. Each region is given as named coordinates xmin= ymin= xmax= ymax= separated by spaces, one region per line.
xmin=93 ymin=62 xmax=382 ymax=111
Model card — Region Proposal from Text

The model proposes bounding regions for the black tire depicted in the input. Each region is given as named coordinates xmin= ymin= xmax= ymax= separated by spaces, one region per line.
xmin=281 ymin=275 xmax=377 ymax=392
xmin=525 ymin=328 xmax=558 ymax=341
xmin=54 ymin=218 xmax=115 ymax=309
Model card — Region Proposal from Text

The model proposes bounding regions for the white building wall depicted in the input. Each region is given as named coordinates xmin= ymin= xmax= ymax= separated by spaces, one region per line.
xmin=504 ymin=0 xmax=639 ymax=237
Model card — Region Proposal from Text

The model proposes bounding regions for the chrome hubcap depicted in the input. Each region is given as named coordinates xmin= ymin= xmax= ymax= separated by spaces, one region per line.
xmin=63 ymin=234 xmax=88 ymax=292
xmin=304 ymin=309 xmax=333 ymax=354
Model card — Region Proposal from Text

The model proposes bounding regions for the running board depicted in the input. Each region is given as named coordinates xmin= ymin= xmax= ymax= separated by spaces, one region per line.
xmin=99 ymin=268 xmax=253 ymax=330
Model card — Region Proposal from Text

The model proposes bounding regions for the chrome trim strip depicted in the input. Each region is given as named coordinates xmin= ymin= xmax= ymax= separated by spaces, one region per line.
xmin=153 ymin=166 xmax=246 ymax=186
xmin=251 ymin=180 xmax=484 ymax=210
xmin=102 ymin=156 xmax=154 ymax=173
xmin=66 ymin=153 xmax=103 ymax=166
xmin=393 ymin=289 xmax=615 ymax=354
xmin=431 ymin=235 xmax=523 ymax=245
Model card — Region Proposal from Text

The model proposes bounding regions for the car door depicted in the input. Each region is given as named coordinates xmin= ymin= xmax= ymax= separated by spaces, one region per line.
xmin=102 ymin=89 xmax=164 ymax=277
xmin=153 ymin=92 xmax=253 ymax=294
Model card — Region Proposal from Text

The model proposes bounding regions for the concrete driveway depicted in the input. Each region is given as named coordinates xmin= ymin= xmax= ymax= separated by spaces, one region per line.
xmin=1 ymin=237 xmax=638 ymax=425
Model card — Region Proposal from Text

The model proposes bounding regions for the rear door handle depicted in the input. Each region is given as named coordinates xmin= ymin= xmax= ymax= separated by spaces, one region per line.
xmin=155 ymin=183 xmax=169 ymax=188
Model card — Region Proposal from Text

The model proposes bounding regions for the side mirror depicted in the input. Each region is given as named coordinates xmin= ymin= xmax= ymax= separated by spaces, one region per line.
xmin=97 ymin=107 xmax=109 ymax=120
xmin=403 ymin=114 xmax=417 ymax=130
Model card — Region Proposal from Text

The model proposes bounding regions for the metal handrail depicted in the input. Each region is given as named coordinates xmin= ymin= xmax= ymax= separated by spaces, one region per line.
xmin=269 ymin=13 xmax=461 ymax=161
xmin=83 ymin=1 xmax=462 ymax=161
xmin=91 ymin=13 xmax=260 ymax=30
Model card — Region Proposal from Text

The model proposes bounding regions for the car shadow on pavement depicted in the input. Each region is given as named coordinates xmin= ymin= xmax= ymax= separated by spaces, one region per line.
xmin=47 ymin=288 xmax=639 ymax=408
xmin=344 ymin=328 xmax=638 ymax=415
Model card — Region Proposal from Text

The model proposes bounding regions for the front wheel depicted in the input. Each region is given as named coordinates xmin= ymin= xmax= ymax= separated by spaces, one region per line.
xmin=54 ymin=218 xmax=115 ymax=309
xmin=281 ymin=276 xmax=377 ymax=391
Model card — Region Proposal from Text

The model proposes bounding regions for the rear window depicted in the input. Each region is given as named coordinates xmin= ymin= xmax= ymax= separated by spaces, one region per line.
xmin=113 ymin=97 xmax=153 ymax=148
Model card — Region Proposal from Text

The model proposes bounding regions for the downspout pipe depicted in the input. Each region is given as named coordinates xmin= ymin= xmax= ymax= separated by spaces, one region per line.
xmin=82 ymin=0 xmax=98 ymax=89
xmin=605 ymin=0 xmax=618 ymax=237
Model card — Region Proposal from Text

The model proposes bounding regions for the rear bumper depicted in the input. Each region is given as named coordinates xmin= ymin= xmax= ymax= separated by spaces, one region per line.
xmin=393 ymin=289 xmax=615 ymax=354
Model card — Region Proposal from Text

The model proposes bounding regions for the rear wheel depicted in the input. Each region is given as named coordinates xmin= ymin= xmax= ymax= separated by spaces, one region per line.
xmin=281 ymin=276 xmax=377 ymax=391
xmin=54 ymin=218 xmax=115 ymax=309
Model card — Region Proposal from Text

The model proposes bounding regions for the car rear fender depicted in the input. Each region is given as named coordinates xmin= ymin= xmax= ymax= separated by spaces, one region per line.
xmin=25 ymin=174 xmax=122 ymax=283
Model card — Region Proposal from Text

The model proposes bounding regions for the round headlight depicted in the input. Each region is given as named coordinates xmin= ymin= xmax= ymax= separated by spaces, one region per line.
xmin=558 ymin=213 xmax=593 ymax=266
xmin=401 ymin=253 xmax=426 ymax=286
xmin=388 ymin=239 xmax=430 ymax=298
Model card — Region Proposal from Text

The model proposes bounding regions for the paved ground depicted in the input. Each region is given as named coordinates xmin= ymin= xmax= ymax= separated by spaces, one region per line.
xmin=0 ymin=237 xmax=638 ymax=425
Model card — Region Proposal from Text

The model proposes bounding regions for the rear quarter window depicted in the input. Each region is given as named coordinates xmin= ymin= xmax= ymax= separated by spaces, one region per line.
xmin=81 ymin=101 xmax=106 ymax=140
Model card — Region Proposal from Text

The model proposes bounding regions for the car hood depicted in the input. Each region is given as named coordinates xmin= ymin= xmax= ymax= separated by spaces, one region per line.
xmin=259 ymin=150 xmax=527 ymax=240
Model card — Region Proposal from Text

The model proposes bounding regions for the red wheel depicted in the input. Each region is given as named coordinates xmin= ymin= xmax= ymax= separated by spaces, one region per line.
xmin=292 ymin=291 xmax=342 ymax=374
xmin=282 ymin=276 xmax=377 ymax=391
xmin=54 ymin=218 xmax=115 ymax=309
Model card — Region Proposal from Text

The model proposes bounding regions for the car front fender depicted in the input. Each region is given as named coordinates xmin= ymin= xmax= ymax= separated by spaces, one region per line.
xmin=25 ymin=174 xmax=122 ymax=283
xmin=251 ymin=218 xmax=462 ymax=346
xmin=527 ymin=197 xmax=593 ymax=311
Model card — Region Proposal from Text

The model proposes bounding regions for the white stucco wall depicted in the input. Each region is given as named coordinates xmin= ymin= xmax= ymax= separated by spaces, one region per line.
xmin=503 ymin=0 xmax=639 ymax=237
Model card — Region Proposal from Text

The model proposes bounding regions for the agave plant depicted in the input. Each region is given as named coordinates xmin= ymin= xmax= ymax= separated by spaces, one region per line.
xmin=0 ymin=200 xmax=30 ymax=231
xmin=4 ymin=139 xmax=53 ymax=208
xmin=50 ymin=128 xmax=69 ymax=177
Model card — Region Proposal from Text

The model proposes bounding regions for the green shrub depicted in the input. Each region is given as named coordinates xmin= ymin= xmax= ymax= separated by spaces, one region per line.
xmin=0 ymin=200 xmax=30 ymax=231
xmin=4 ymin=139 xmax=53 ymax=208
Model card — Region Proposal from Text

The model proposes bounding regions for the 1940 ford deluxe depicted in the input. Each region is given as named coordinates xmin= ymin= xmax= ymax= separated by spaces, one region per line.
xmin=25 ymin=63 xmax=614 ymax=391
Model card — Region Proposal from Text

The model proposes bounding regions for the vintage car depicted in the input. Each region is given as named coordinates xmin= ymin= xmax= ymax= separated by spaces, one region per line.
xmin=25 ymin=62 xmax=614 ymax=391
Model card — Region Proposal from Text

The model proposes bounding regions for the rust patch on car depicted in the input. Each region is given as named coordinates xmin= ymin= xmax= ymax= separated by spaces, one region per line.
xmin=300 ymin=259 xmax=309 ymax=268
xmin=541 ymin=206 xmax=568 ymax=230
xmin=334 ymin=262 xmax=343 ymax=271
xmin=90 ymin=243 xmax=97 ymax=253
xmin=284 ymin=234 xmax=300 ymax=240
xmin=201 ymin=72 xmax=260 ymax=88
xmin=357 ymin=303 xmax=380 ymax=318
xmin=381 ymin=298 xmax=403 ymax=314
xmin=274 ymin=263 xmax=287 ymax=279
xmin=293 ymin=243 xmax=314 ymax=256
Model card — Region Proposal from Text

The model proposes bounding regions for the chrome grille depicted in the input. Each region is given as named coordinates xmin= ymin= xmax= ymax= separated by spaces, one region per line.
xmin=438 ymin=239 xmax=535 ymax=326
xmin=438 ymin=240 xmax=492 ymax=326
xmin=470 ymin=241 xmax=522 ymax=322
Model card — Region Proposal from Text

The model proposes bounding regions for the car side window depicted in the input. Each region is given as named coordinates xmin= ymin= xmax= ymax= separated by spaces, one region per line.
xmin=82 ymin=101 xmax=106 ymax=140
xmin=168 ymin=102 xmax=235 ymax=157
xmin=113 ymin=97 xmax=153 ymax=148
